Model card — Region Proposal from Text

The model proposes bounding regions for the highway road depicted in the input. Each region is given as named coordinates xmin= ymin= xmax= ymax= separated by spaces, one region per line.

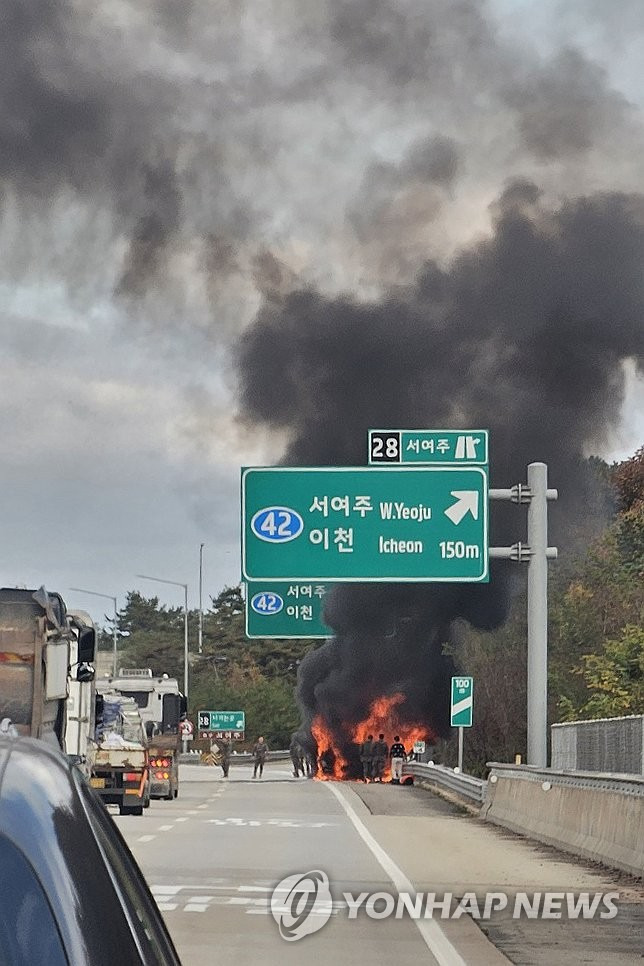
xmin=115 ymin=762 xmax=644 ymax=966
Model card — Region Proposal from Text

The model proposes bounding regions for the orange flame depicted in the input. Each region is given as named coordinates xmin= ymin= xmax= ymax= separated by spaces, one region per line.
xmin=312 ymin=693 xmax=432 ymax=782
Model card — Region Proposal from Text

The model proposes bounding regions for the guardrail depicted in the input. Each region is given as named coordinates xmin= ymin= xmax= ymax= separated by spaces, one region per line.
xmin=402 ymin=761 xmax=486 ymax=806
xmin=482 ymin=762 xmax=644 ymax=879
xmin=485 ymin=762 xmax=644 ymax=796
xmin=180 ymin=750 xmax=291 ymax=764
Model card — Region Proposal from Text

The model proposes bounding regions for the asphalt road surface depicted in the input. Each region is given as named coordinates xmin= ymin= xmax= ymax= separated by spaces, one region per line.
xmin=114 ymin=761 xmax=644 ymax=966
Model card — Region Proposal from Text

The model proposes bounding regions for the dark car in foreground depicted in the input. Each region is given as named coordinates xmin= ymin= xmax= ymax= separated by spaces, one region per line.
xmin=0 ymin=736 xmax=181 ymax=965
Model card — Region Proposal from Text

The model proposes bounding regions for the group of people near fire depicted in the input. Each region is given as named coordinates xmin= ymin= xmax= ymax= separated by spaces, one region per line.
xmin=207 ymin=731 xmax=410 ymax=781
xmin=289 ymin=731 xmax=409 ymax=783
xmin=359 ymin=733 xmax=408 ymax=783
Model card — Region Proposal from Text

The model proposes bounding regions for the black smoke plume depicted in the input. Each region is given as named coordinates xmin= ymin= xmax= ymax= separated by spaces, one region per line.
xmin=238 ymin=183 xmax=644 ymax=770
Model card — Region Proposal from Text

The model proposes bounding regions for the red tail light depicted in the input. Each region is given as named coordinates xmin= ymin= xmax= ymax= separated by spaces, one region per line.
xmin=123 ymin=772 xmax=141 ymax=782
xmin=155 ymin=770 xmax=170 ymax=780
xmin=151 ymin=757 xmax=171 ymax=767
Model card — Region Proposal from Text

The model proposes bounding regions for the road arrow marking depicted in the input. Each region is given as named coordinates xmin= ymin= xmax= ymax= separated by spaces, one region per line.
xmin=444 ymin=491 xmax=479 ymax=525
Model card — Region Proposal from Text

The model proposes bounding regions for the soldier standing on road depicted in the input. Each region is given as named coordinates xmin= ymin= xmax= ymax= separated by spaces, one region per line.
xmin=360 ymin=733 xmax=374 ymax=783
xmin=289 ymin=734 xmax=305 ymax=777
xmin=390 ymin=735 xmax=406 ymax=784
xmin=216 ymin=737 xmax=231 ymax=778
xmin=305 ymin=747 xmax=317 ymax=778
xmin=372 ymin=733 xmax=388 ymax=782
xmin=252 ymin=736 xmax=269 ymax=778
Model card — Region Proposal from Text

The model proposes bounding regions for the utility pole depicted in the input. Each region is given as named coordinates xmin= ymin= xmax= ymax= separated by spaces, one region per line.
xmin=136 ymin=574 xmax=189 ymax=700
xmin=198 ymin=543 xmax=204 ymax=656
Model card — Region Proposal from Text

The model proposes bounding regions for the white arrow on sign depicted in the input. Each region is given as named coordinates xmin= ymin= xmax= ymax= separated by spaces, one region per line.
xmin=444 ymin=491 xmax=479 ymax=525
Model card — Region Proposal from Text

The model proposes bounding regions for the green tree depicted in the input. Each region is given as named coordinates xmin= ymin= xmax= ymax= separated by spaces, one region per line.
xmin=560 ymin=624 xmax=644 ymax=719
xmin=113 ymin=591 xmax=186 ymax=681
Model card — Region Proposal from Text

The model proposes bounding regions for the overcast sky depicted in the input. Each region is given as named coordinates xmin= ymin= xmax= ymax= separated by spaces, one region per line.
xmin=1 ymin=0 xmax=642 ymax=627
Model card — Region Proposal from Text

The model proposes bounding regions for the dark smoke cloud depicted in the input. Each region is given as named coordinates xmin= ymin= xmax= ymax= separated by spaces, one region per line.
xmin=502 ymin=48 xmax=632 ymax=160
xmin=348 ymin=136 xmax=460 ymax=258
xmin=237 ymin=182 xmax=644 ymax=761
xmin=116 ymin=163 xmax=183 ymax=297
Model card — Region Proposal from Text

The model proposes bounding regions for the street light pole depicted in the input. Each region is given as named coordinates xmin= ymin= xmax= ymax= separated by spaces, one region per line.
xmin=198 ymin=544 xmax=204 ymax=656
xmin=69 ymin=588 xmax=118 ymax=676
xmin=136 ymin=574 xmax=189 ymax=699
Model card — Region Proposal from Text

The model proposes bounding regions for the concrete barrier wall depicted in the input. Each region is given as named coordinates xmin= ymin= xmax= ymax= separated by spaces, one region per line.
xmin=482 ymin=764 xmax=644 ymax=879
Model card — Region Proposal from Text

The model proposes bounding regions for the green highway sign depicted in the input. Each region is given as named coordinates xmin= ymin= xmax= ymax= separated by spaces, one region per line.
xmin=241 ymin=466 xmax=488 ymax=582
xmin=198 ymin=710 xmax=245 ymax=739
xmin=245 ymin=581 xmax=333 ymax=638
xmin=451 ymin=677 xmax=473 ymax=728
xmin=369 ymin=429 xmax=488 ymax=465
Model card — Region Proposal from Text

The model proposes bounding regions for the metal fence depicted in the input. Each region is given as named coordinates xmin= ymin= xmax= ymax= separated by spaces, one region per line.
xmin=551 ymin=715 xmax=644 ymax=775
xmin=402 ymin=761 xmax=486 ymax=806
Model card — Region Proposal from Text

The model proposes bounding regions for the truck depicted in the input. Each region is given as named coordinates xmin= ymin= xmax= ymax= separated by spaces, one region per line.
xmin=0 ymin=587 xmax=95 ymax=750
xmin=102 ymin=669 xmax=186 ymax=800
xmin=91 ymin=689 xmax=150 ymax=815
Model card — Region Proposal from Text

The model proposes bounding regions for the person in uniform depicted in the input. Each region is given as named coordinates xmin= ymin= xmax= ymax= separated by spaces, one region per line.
xmin=305 ymin=747 xmax=317 ymax=778
xmin=289 ymin=733 xmax=305 ymax=777
xmin=360 ymin=733 xmax=374 ymax=782
xmin=252 ymin=736 xmax=269 ymax=778
xmin=389 ymin=735 xmax=407 ymax=784
xmin=372 ymin=733 xmax=388 ymax=782
xmin=216 ymin=737 xmax=231 ymax=778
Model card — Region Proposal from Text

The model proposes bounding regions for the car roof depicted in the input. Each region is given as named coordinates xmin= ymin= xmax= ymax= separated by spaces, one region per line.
xmin=0 ymin=737 xmax=180 ymax=965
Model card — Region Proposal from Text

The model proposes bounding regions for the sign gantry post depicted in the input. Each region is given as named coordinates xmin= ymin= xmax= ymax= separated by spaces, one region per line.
xmin=489 ymin=463 xmax=558 ymax=768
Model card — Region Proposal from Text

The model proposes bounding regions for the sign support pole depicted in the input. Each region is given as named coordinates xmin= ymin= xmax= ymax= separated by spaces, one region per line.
xmin=457 ymin=727 xmax=464 ymax=772
xmin=527 ymin=462 xmax=549 ymax=768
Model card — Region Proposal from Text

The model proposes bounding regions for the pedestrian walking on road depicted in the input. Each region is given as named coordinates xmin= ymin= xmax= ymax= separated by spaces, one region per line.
xmin=372 ymin=733 xmax=388 ymax=782
xmin=252 ymin=736 xmax=269 ymax=778
xmin=390 ymin=735 xmax=406 ymax=784
xmin=360 ymin=733 xmax=374 ymax=782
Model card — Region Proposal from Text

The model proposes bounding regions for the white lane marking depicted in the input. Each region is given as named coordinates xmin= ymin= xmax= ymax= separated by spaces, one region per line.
xmin=327 ymin=783 xmax=467 ymax=966
xmin=184 ymin=903 xmax=209 ymax=912
xmin=156 ymin=903 xmax=178 ymax=911
xmin=227 ymin=897 xmax=268 ymax=906
xmin=174 ymin=817 xmax=188 ymax=823
xmin=197 ymin=804 xmax=208 ymax=809
xmin=151 ymin=887 xmax=182 ymax=895
xmin=158 ymin=825 xmax=174 ymax=831
xmin=204 ymin=817 xmax=336 ymax=828
xmin=138 ymin=834 xmax=156 ymax=842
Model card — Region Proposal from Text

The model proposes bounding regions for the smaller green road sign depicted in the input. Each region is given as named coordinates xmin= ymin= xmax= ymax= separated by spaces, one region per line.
xmin=198 ymin=710 xmax=245 ymax=736
xmin=245 ymin=582 xmax=333 ymax=638
xmin=451 ymin=677 xmax=473 ymax=727
xmin=369 ymin=429 xmax=488 ymax=465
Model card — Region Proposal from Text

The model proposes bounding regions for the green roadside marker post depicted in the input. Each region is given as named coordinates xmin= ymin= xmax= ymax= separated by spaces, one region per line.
xmin=451 ymin=676 xmax=473 ymax=772
xmin=245 ymin=581 xmax=333 ymax=638
xmin=242 ymin=466 xmax=488 ymax=583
